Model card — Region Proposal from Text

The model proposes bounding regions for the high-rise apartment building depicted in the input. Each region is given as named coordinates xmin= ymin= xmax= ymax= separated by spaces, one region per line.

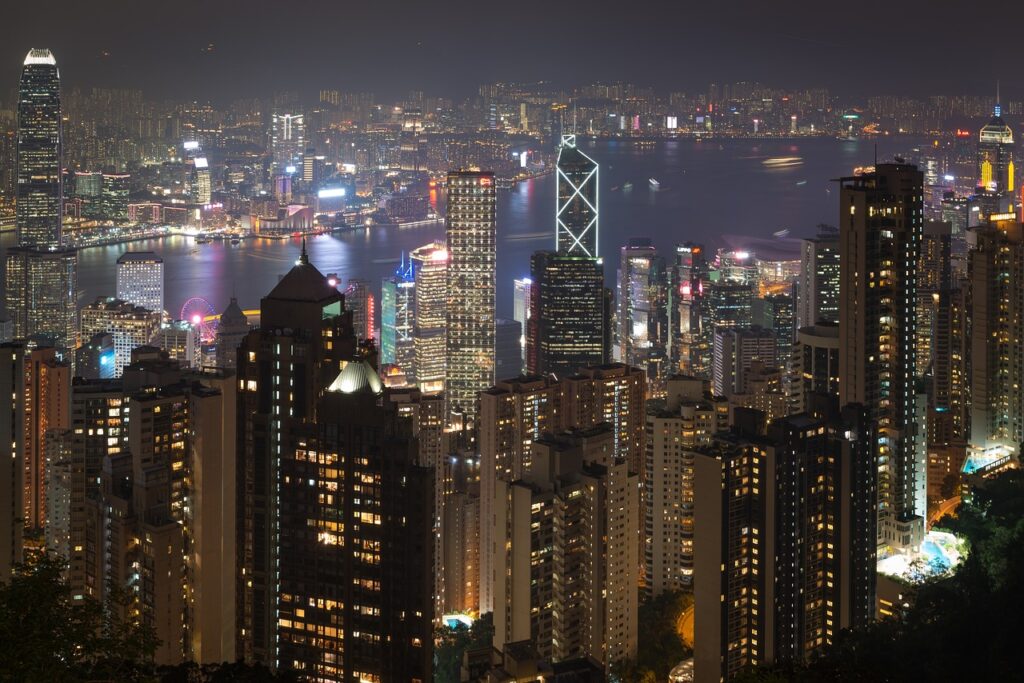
xmin=692 ymin=408 xmax=876 ymax=682
xmin=792 ymin=323 xmax=840 ymax=414
xmin=116 ymin=251 xmax=165 ymax=314
xmin=21 ymin=347 xmax=70 ymax=532
xmin=492 ymin=425 xmax=638 ymax=673
xmin=754 ymin=292 xmax=795 ymax=365
xmin=796 ymin=227 xmax=840 ymax=329
xmin=410 ymin=242 xmax=447 ymax=394
xmin=555 ymin=134 xmax=599 ymax=257
xmin=526 ymin=251 xmax=607 ymax=378
xmin=644 ymin=376 xmax=728 ymax=594
xmin=968 ymin=216 xmax=1024 ymax=452
xmin=445 ymin=171 xmax=496 ymax=426
xmin=838 ymin=163 xmax=926 ymax=550
xmin=617 ymin=239 xmax=669 ymax=391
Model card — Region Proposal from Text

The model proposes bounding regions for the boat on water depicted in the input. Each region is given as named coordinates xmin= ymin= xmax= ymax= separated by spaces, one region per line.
xmin=762 ymin=156 xmax=804 ymax=168
xmin=623 ymin=181 xmax=634 ymax=191
xmin=229 ymin=236 xmax=241 ymax=245
xmin=773 ymin=229 xmax=791 ymax=238
xmin=610 ymin=185 xmax=621 ymax=192
xmin=796 ymin=180 xmax=807 ymax=186
xmin=649 ymin=178 xmax=661 ymax=189
xmin=196 ymin=235 xmax=211 ymax=244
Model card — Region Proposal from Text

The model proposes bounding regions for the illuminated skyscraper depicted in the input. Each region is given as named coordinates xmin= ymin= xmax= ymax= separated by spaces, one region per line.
xmin=977 ymin=97 xmax=1014 ymax=194
xmin=445 ymin=171 xmax=496 ymax=426
xmin=16 ymin=49 xmax=62 ymax=249
xmin=410 ymin=242 xmax=447 ymax=394
xmin=513 ymin=277 xmax=532 ymax=373
xmin=526 ymin=251 xmax=608 ymax=378
xmin=671 ymin=242 xmax=710 ymax=377
xmin=116 ymin=251 xmax=164 ymax=314
xmin=79 ymin=297 xmax=162 ymax=376
xmin=381 ymin=256 xmax=417 ymax=383
xmin=193 ymin=157 xmax=212 ymax=204
xmin=271 ymin=112 xmax=305 ymax=173
xmin=838 ymin=163 xmax=925 ymax=550
xmin=100 ymin=173 xmax=130 ymax=220
xmin=556 ymin=134 xmax=599 ymax=257
xmin=6 ymin=49 xmax=77 ymax=353
xmin=616 ymin=238 xmax=669 ymax=391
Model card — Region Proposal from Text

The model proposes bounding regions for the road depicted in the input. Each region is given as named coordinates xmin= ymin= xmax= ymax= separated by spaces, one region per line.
xmin=930 ymin=496 xmax=961 ymax=527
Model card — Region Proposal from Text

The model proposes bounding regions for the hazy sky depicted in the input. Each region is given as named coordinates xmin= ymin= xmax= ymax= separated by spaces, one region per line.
xmin=2 ymin=0 xmax=1020 ymax=102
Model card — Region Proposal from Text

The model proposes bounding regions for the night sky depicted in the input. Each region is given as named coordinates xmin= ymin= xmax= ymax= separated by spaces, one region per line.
xmin=2 ymin=0 xmax=1021 ymax=102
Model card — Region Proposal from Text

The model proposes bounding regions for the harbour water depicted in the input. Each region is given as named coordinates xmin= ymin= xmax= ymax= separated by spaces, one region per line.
xmin=2 ymin=136 xmax=911 ymax=321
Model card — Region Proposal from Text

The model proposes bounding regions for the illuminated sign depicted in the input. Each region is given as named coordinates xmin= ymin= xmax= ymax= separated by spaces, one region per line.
xmin=183 ymin=141 xmax=199 ymax=150
xmin=666 ymin=116 xmax=678 ymax=129
xmin=194 ymin=157 xmax=209 ymax=169
xmin=318 ymin=187 xmax=346 ymax=198
xmin=285 ymin=165 xmax=297 ymax=175
xmin=988 ymin=212 xmax=1016 ymax=222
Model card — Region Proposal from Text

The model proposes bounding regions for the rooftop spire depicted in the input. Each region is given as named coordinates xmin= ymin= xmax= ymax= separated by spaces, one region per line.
xmin=300 ymin=237 xmax=309 ymax=265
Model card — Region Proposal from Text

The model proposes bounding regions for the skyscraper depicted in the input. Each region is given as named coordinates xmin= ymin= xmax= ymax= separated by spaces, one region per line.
xmin=6 ymin=49 xmax=77 ymax=353
xmin=838 ymin=163 xmax=925 ymax=550
xmin=796 ymin=227 xmax=840 ymax=328
xmin=617 ymin=238 xmax=669 ymax=391
xmin=670 ymin=242 xmax=711 ymax=377
xmin=445 ymin=170 xmax=496 ymax=427
xmin=116 ymin=251 xmax=165 ymax=314
xmin=271 ymin=112 xmax=305 ymax=173
xmin=16 ymin=49 xmax=62 ymax=249
xmin=977 ymin=98 xmax=1014 ymax=194
xmin=555 ymin=134 xmax=599 ymax=257
xmin=513 ymin=277 xmax=532 ymax=373
xmin=526 ymin=251 xmax=608 ymax=378
xmin=79 ymin=297 xmax=162 ymax=376
xmin=410 ymin=242 xmax=447 ymax=394
xmin=381 ymin=256 xmax=417 ymax=382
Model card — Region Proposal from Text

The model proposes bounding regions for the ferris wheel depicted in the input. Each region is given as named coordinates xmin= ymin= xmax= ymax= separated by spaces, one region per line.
xmin=180 ymin=297 xmax=218 ymax=342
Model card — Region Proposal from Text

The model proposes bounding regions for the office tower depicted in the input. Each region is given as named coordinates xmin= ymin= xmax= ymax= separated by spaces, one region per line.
xmin=562 ymin=363 xmax=647 ymax=475
xmin=978 ymin=98 xmax=1014 ymax=194
xmin=151 ymin=320 xmax=201 ymax=368
xmin=79 ymin=297 xmax=162 ymax=376
xmin=526 ymin=251 xmax=608 ymax=378
xmin=16 ymin=49 xmax=62 ymax=249
xmin=968 ymin=216 xmax=1024 ymax=452
xmin=792 ymin=323 xmax=840 ymax=414
xmin=711 ymin=326 xmax=776 ymax=397
xmin=644 ymin=376 xmax=728 ymax=595
xmin=555 ymin=134 xmax=599 ymax=257
xmin=116 ymin=251 xmax=165 ymax=314
xmin=74 ymin=170 xmax=103 ymax=200
xmin=478 ymin=375 xmax=562 ymax=615
xmin=705 ymin=278 xmax=754 ymax=330
xmin=492 ymin=425 xmax=638 ymax=672
xmin=235 ymin=247 xmax=362 ymax=666
xmin=74 ymin=331 xmax=115 ymax=378
xmin=6 ymin=49 xmax=77 ymax=353
xmin=513 ymin=277 xmax=532 ymax=373
xmin=381 ymin=257 xmax=416 ymax=382
xmin=271 ymin=112 xmax=305 ymax=172
xmin=671 ymin=242 xmax=711 ymax=377
xmin=754 ymin=292 xmax=795 ymax=365
xmin=0 ymin=319 xmax=11 ymax=344
xmin=796 ymin=227 xmax=840 ymax=328
xmin=495 ymin=318 xmax=522 ymax=381
xmin=72 ymin=354 xmax=238 ymax=665
xmin=100 ymin=173 xmax=130 ymax=220
xmin=616 ymin=239 xmax=669 ymax=391
xmin=344 ymin=278 xmax=375 ymax=341
xmin=214 ymin=297 xmax=249 ymax=370
xmin=193 ymin=157 xmax=212 ymax=204
xmin=410 ymin=242 xmax=447 ymax=394
xmin=445 ymin=171 xmax=496 ymax=426
xmin=692 ymin=408 xmax=876 ymax=682
xmin=273 ymin=368 xmax=433 ymax=681
xmin=839 ymin=163 xmax=925 ymax=550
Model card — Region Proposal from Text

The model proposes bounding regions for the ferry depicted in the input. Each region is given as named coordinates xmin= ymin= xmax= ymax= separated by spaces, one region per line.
xmin=649 ymin=178 xmax=661 ymax=189
xmin=230 ymin=236 xmax=241 ymax=245
xmin=623 ymin=181 xmax=634 ymax=191
xmin=773 ymin=229 xmax=791 ymax=238
xmin=762 ymin=156 xmax=804 ymax=168
xmin=196 ymin=235 xmax=211 ymax=244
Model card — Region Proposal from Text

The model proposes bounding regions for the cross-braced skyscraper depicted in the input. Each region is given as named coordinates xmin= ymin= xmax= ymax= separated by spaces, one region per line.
xmin=445 ymin=171 xmax=496 ymax=428
xmin=556 ymin=134 xmax=599 ymax=257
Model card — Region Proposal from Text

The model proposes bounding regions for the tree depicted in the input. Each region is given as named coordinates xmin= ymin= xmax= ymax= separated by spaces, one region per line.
xmin=0 ymin=553 xmax=159 ymax=682
xmin=612 ymin=590 xmax=692 ymax=682
xmin=434 ymin=613 xmax=494 ymax=683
